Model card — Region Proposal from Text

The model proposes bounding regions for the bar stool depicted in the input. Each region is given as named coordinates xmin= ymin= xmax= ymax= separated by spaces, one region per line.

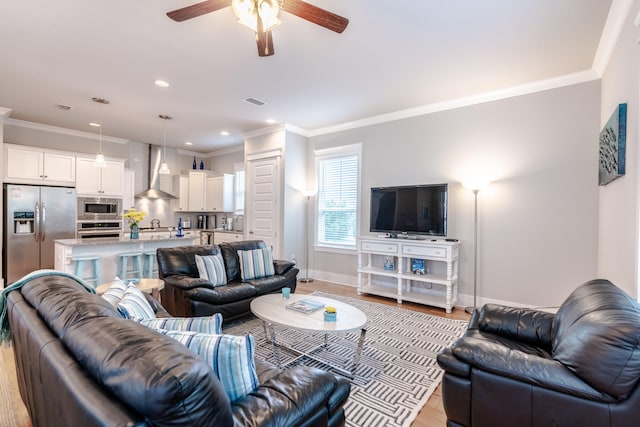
xmin=72 ymin=255 xmax=102 ymax=288
xmin=116 ymin=251 xmax=143 ymax=281
xmin=143 ymin=250 xmax=158 ymax=278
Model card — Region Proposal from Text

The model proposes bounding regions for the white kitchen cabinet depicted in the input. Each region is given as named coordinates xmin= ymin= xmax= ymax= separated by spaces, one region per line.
xmin=187 ymin=171 xmax=208 ymax=211
xmin=76 ymin=157 xmax=125 ymax=196
xmin=206 ymin=174 xmax=233 ymax=212
xmin=357 ymin=237 xmax=460 ymax=313
xmin=5 ymin=144 xmax=76 ymax=185
xmin=213 ymin=232 xmax=244 ymax=244
xmin=122 ymin=169 xmax=135 ymax=211
xmin=174 ymin=175 xmax=190 ymax=212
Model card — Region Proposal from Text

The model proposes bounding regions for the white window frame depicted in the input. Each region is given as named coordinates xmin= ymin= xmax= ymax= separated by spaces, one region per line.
xmin=233 ymin=162 xmax=245 ymax=214
xmin=313 ymin=143 xmax=361 ymax=253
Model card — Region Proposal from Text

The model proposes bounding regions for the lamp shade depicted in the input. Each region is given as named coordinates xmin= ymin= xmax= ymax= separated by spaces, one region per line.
xmin=462 ymin=180 xmax=490 ymax=192
xmin=232 ymin=0 xmax=281 ymax=32
xmin=93 ymin=153 xmax=107 ymax=168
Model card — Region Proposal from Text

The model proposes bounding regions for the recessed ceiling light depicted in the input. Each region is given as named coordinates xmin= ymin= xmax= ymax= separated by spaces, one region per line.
xmin=185 ymin=141 xmax=193 ymax=146
xmin=154 ymin=80 xmax=170 ymax=88
xmin=220 ymin=131 xmax=230 ymax=136
xmin=89 ymin=122 xmax=101 ymax=127
xmin=266 ymin=119 xmax=276 ymax=124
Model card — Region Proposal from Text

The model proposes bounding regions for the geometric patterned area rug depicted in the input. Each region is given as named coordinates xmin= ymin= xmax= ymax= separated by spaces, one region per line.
xmin=224 ymin=291 xmax=467 ymax=427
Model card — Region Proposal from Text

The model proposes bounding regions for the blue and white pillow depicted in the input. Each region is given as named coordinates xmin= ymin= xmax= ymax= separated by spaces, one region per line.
xmin=101 ymin=278 xmax=128 ymax=309
xmin=195 ymin=254 xmax=227 ymax=286
xmin=140 ymin=314 xmax=223 ymax=335
xmin=160 ymin=330 xmax=259 ymax=402
xmin=117 ymin=284 xmax=156 ymax=321
xmin=237 ymin=248 xmax=275 ymax=280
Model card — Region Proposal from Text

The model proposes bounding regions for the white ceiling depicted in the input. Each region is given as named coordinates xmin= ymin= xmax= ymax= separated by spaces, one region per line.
xmin=0 ymin=0 xmax=615 ymax=153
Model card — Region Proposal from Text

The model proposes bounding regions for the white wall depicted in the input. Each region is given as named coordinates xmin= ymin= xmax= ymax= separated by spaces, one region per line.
xmin=598 ymin=0 xmax=640 ymax=298
xmin=310 ymin=81 xmax=601 ymax=308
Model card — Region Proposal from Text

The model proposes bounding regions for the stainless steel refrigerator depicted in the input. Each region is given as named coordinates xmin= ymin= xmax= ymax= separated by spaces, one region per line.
xmin=3 ymin=184 xmax=76 ymax=285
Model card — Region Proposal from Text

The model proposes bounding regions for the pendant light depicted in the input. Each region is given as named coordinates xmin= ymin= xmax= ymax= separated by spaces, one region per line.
xmin=158 ymin=114 xmax=171 ymax=175
xmin=92 ymin=97 xmax=109 ymax=168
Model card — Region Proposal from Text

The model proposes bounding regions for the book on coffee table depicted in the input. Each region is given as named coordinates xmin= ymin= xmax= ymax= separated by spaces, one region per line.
xmin=286 ymin=299 xmax=325 ymax=314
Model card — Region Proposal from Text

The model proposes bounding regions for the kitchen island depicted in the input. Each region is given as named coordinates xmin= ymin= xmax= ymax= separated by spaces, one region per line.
xmin=54 ymin=233 xmax=198 ymax=284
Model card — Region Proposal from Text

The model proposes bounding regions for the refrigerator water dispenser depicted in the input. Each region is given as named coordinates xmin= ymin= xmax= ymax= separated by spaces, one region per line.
xmin=14 ymin=211 xmax=35 ymax=234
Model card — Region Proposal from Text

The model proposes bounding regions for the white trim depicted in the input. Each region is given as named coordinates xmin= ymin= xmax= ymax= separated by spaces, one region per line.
xmin=311 ymin=271 xmax=358 ymax=287
xmin=177 ymin=143 xmax=244 ymax=158
xmin=314 ymin=244 xmax=357 ymax=256
xmin=593 ymin=0 xmax=634 ymax=76
xmin=0 ymin=107 xmax=12 ymax=118
xmin=246 ymin=148 xmax=283 ymax=161
xmin=5 ymin=118 xmax=130 ymax=144
xmin=307 ymin=71 xmax=599 ymax=137
xmin=243 ymin=124 xmax=286 ymax=139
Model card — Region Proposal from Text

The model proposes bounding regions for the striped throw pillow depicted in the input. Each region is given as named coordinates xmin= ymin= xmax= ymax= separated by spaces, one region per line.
xmin=101 ymin=278 xmax=128 ymax=309
xmin=195 ymin=254 xmax=227 ymax=286
xmin=140 ymin=314 xmax=223 ymax=335
xmin=237 ymin=248 xmax=275 ymax=280
xmin=160 ymin=330 xmax=259 ymax=402
xmin=117 ymin=284 xmax=156 ymax=321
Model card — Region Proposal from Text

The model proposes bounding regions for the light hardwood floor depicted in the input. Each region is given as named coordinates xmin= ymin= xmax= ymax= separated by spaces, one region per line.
xmin=1 ymin=280 xmax=469 ymax=427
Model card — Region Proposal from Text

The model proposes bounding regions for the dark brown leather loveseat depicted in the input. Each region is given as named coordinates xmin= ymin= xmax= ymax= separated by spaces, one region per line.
xmin=437 ymin=279 xmax=640 ymax=427
xmin=7 ymin=273 xmax=350 ymax=427
xmin=157 ymin=240 xmax=298 ymax=320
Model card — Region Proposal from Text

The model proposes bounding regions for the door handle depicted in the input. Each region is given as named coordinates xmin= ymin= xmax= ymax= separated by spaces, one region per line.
xmin=34 ymin=202 xmax=40 ymax=242
xmin=41 ymin=202 xmax=46 ymax=242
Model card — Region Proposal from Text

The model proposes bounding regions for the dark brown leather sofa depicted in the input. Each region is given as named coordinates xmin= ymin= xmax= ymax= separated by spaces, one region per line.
xmin=157 ymin=240 xmax=298 ymax=320
xmin=7 ymin=274 xmax=350 ymax=427
xmin=437 ymin=279 xmax=640 ymax=427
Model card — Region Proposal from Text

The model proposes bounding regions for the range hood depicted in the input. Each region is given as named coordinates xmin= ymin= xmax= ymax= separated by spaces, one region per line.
xmin=135 ymin=145 xmax=177 ymax=200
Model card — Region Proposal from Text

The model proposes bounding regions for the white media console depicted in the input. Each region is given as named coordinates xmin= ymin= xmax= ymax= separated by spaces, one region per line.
xmin=357 ymin=236 xmax=460 ymax=313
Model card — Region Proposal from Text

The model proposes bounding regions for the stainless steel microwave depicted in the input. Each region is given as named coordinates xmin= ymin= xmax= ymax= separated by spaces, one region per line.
xmin=77 ymin=197 xmax=122 ymax=221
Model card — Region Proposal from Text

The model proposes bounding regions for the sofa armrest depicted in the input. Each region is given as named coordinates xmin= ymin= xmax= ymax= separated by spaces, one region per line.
xmin=231 ymin=366 xmax=349 ymax=426
xmin=273 ymin=259 xmax=295 ymax=276
xmin=163 ymin=274 xmax=215 ymax=290
xmin=142 ymin=293 xmax=171 ymax=318
xmin=451 ymin=337 xmax=615 ymax=402
xmin=478 ymin=304 xmax=554 ymax=350
xmin=437 ymin=347 xmax=471 ymax=378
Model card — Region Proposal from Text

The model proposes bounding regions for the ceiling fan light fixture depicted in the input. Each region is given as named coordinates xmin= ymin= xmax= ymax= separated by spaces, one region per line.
xmin=232 ymin=0 xmax=281 ymax=32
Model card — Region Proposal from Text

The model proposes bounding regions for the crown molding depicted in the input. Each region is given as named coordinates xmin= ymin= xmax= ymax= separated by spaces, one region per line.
xmin=0 ymin=107 xmax=12 ymax=118
xmin=177 ymin=143 xmax=244 ymax=158
xmin=592 ymin=0 xmax=634 ymax=76
xmin=5 ymin=117 xmax=130 ymax=144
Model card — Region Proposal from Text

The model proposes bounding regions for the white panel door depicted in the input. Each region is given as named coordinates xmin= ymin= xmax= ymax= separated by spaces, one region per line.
xmin=246 ymin=156 xmax=280 ymax=258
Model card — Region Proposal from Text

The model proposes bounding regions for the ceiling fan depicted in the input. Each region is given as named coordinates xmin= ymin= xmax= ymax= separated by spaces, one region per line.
xmin=167 ymin=0 xmax=349 ymax=57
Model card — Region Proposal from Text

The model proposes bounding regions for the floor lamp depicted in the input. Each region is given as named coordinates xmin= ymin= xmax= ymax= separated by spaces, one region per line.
xmin=299 ymin=189 xmax=316 ymax=282
xmin=463 ymin=181 xmax=489 ymax=314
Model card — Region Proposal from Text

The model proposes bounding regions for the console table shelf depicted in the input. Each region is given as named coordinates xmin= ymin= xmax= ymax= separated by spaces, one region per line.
xmin=357 ymin=237 xmax=460 ymax=313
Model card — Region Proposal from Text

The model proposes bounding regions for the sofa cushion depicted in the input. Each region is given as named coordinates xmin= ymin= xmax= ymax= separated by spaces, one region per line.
xmin=157 ymin=245 xmax=221 ymax=278
xmin=244 ymin=275 xmax=292 ymax=296
xmin=140 ymin=314 xmax=223 ymax=335
xmin=160 ymin=330 xmax=259 ymax=402
xmin=117 ymin=284 xmax=156 ymax=321
xmin=62 ymin=316 xmax=233 ymax=426
xmin=551 ymin=279 xmax=640 ymax=399
xmin=21 ymin=276 xmax=119 ymax=338
xmin=195 ymin=254 xmax=227 ymax=286
xmin=219 ymin=240 xmax=268 ymax=282
xmin=238 ymin=248 xmax=275 ymax=280
xmin=101 ymin=278 xmax=128 ymax=309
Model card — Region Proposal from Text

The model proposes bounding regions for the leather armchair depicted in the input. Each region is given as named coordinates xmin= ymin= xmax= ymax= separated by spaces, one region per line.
xmin=437 ymin=279 xmax=640 ymax=427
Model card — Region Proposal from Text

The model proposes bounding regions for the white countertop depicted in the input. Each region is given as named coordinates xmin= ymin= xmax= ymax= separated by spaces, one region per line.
xmin=55 ymin=234 xmax=197 ymax=247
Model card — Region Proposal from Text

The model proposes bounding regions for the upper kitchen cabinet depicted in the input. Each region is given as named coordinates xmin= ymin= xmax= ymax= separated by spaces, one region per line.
xmin=4 ymin=144 xmax=76 ymax=185
xmin=187 ymin=171 xmax=208 ymax=211
xmin=75 ymin=157 xmax=125 ymax=197
xmin=173 ymin=175 xmax=189 ymax=212
xmin=206 ymin=174 xmax=233 ymax=212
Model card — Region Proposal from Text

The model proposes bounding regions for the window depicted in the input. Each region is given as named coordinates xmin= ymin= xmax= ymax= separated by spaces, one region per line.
xmin=315 ymin=144 xmax=361 ymax=249
xmin=234 ymin=163 xmax=245 ymax=214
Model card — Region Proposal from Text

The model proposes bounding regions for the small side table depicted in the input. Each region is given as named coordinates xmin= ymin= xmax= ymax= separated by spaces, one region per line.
xmin=96 ymin=278 xmax=165 ymax=303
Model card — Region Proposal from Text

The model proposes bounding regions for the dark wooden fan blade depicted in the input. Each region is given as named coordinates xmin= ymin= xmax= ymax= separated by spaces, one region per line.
xmin=281 ymin=0 xmax=349 ymax=33
xmin=256 ymin=30 xmax=275 ymax=56
xmin=167 ymin=0 xmax=231 ymax=22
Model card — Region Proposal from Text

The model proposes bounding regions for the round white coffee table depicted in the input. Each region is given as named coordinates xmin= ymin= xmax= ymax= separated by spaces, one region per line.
xmin=250 ymin=293 xmax=367 ymax=378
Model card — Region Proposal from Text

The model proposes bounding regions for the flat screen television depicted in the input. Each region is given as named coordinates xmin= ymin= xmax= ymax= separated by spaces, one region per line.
xmin=370 ymin=184 xmax=448 ymax=236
